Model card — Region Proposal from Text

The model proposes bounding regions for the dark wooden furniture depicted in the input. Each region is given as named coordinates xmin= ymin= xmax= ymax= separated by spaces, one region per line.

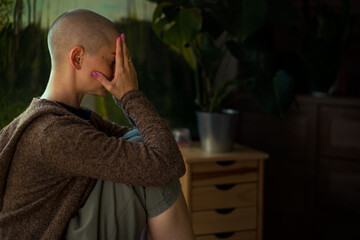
xmin=234 ymin=95 xmax=360 ymax=240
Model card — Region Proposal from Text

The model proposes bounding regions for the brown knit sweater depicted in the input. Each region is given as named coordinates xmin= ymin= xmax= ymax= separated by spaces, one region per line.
xmin=0 ymin=90 xmax=185 ymax=239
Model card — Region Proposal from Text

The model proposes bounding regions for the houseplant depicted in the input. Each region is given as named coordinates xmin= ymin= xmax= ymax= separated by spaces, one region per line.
xmin=149 ymin=0 xmax=299 ymax=152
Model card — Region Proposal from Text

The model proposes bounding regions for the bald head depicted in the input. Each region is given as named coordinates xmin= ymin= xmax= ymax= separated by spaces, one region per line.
xmin=48 ymin=9 xmax=119 ymax=66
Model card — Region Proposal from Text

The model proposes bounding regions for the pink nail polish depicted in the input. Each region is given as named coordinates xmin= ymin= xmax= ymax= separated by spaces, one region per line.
xmin=92 ymin=72 xmax=98 ymax=78
xmin=121 ymin=33 xmax=125 ymax=39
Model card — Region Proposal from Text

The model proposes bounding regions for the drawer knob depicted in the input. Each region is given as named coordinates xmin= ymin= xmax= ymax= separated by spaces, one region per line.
xmin=214 ymin=232 xmax=235 ymax=239
xmin=215 ymin=184 xmax=236 ymax=190
xmin=215 ymin=208 xmax=235 ymax=214
xmin=216 ymin=160 xmax=236 ymax=166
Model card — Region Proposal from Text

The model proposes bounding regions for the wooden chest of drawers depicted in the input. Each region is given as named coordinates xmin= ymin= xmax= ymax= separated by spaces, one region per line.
xmin=179 ymin=143 xmax=268 ymax=240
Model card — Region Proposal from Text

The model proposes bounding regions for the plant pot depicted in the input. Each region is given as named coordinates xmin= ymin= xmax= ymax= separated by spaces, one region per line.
xmin=196 ymin=109 xmax=239 ymax=153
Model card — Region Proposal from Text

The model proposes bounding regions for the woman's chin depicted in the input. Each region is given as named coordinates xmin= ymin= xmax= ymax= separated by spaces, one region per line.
xmin=97 ymin=91 xmax=108 ymax=97
xmin=89 ymin=89 xmax=108 ymax=97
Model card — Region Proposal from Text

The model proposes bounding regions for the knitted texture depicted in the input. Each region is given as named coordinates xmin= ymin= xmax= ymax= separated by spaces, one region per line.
xmin=0 ymin=90 xmax=185 ymax=239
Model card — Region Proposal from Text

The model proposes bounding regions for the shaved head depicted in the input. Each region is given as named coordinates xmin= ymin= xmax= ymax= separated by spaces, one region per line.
xmin=48 ymin=9 xmax=119 ymax=66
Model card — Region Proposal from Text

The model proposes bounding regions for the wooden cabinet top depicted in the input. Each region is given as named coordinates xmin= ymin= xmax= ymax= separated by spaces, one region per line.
xmin=179 ymin=143 xmax=268 ymax=163
xmin=296 ymin=95 xmax=360 ymax=106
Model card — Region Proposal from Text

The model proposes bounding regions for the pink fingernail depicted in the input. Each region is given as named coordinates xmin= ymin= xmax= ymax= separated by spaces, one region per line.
xmin=117 ymin=36 xmax=121 ymax=42
xmin=121 ymin=33 xmax=125 ymax=39
xmin=92 ymin=72 xmax=98 ymax=78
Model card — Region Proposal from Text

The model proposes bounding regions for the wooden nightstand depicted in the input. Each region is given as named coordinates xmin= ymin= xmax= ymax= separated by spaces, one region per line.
xmin=179 ymin=143 xmax=268 ymax=240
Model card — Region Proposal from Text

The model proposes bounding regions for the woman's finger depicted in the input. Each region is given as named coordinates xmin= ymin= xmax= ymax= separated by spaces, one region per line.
xmin=93 ymin=71 xmax=112 ymax=90
xmin=126 ymin=49 xmax=134 ymax=70
xmin=129 ymin=59 xmax=136 ymax=73
xmin=116 ymin=35 xmax=124 ymax=69
xmin=121 ymin=34 xmax=132 ymax=69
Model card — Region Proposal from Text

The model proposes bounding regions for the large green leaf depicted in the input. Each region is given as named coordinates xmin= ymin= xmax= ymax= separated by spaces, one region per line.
xmin=194 ymin=0 xmax=228 ymax=39
xmin=228 ymin=0 xmax=267 ymax=42
xmin=152 ymin=3 xmax=174 ymax=38
xmin=251 ymin=70 xmax=294 ymax=118
xmin=152 ymin=4 xmax=202 ymax=49
xmin=196 ymin=33 xmax=223 ymax=65
xmin=152 ymin=2 xmax=174 ymax=35
xmin=180 ymin=45 xmax=196 ymax=70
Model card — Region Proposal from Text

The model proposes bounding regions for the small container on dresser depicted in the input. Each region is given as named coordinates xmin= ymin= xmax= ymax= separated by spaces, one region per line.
xmin=179 ymin=143 xmax=268 ymax=240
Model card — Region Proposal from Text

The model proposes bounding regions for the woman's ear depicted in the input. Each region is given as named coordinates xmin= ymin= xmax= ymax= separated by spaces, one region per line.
xmin=70 ymin=46 xmax=85 ymax=70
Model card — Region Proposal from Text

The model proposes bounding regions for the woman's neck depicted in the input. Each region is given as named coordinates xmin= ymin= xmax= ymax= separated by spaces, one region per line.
xmin=41 ymin=70 xmax=84 ymax=108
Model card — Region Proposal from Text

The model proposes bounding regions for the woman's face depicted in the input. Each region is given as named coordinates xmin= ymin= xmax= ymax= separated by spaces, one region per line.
xmin=79 ymin=37 xmax=117 ymax=96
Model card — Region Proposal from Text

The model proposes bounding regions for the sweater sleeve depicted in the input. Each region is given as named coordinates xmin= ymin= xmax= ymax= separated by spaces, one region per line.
xmin=40 ymin=91 xmax=185 ymax=186
xmin=90 ymin=111 xmax=131 ymax=138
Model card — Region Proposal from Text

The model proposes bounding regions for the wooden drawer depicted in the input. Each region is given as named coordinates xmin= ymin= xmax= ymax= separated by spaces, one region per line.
xmin=192 ymin=183 xmax=257 ymax=210
xmin=196 ymin=230 xmax=257 ymax=240
xmin=191 ymin=160 xmax=258 ymax=186
xmin=319 ymin=107 xmax=360 ymax=159
xmin=192 ymin=207 xmax=257 ymax=235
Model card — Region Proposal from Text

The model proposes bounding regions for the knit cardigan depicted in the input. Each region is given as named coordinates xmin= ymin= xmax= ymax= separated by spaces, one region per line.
xmin=0 ymin=90 xmax=185 ymax=239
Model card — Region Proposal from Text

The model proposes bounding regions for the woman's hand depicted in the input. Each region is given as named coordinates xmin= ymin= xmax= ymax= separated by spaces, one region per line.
xmin=93 ymin=33 xmax=138 ymax=99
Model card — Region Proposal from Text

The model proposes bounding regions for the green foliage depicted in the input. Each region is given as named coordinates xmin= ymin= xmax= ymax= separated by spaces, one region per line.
xmin=0 ymin=0 xmax=13 ymax=30
xmin=0 ymin=79 xmax=44 ymax=129
xmin=0 ymin=22 xmax=50 ymax=129
xmin=251 ymin=70 xmax=294 ymax=118
xmin=152 ymin=4 xmax=202 ymax=49
xmin=149 ymin=0 xmax=300 ymax=117
xmin=236 ymin=0 xmax=267 ymax=42
xmin=0 ymin=23 xmax=12 ymax=81
xmin=14 ymin=24 xmax=51 ymax=89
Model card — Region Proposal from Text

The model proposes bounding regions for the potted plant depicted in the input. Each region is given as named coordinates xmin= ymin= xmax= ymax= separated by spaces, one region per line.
xmin=148 ymin=0 xmax=299 ymax=152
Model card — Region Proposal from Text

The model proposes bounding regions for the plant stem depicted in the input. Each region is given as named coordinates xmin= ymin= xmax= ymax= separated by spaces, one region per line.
xmin=194 ymin=58 xmax=202 ymax=109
